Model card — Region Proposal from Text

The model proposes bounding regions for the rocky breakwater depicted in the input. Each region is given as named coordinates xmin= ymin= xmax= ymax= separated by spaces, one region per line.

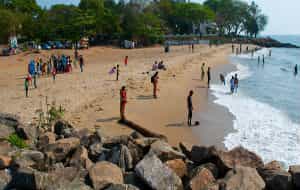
xmin=0 ymin=113 xmax=300 ymax=190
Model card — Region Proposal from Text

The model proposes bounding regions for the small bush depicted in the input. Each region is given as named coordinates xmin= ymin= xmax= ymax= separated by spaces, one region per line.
xmin=48 ymin=105 xmax=65 ymax=123
xmin=7 ymin=133 xmax=28 ymax=149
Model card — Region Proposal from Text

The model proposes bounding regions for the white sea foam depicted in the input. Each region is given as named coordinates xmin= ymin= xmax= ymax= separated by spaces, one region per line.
xmin=211 ymin=62 xmax=300 ymax=169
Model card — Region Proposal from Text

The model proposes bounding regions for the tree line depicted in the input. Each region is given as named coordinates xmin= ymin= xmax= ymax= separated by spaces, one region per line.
xmin=0 ymin=0 xmax=268 ymax=45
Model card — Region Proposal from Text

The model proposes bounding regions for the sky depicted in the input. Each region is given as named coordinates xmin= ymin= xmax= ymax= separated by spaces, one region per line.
xmin=37 ymin=0 xmax=300 ymax=35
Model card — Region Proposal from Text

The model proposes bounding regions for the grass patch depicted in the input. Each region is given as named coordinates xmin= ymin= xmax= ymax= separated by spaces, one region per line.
xmin=7 ymin=133 xmax=28 ymax=149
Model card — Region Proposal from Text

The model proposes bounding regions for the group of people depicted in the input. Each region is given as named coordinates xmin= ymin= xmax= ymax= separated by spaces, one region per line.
xmin=24 ymin=53 xmax=85 ymax=97
xmin=152 ymin=60 xmax=167 ymax=71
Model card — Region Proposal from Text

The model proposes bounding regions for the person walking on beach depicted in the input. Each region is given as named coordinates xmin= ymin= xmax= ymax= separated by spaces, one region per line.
xmin=230 ymin=76 xmax=235 ymax=94
xmin=207 ymin=67 xmax=211 ymax=88
xmin=234 ymin=74 xmax=239 ymax=93
xmin=120 ymin=86 xmax=127 ymax=121
xmin=295 ymin=64 xmax=298 ymax=76
xmin=151 ymin=72 xmax=159 ymax=98
xmin=232 ymin=44 xmax=235 ymax=53
xmin=24 ymin=78 xmax=29 ymax=97
xmin=187 ymin=90 xmax=194 ymax=126
xmin=116 ymin=64 xmax=120 ymax=81
xmin=220 ymin=74 xmax=225 ymax=85
xmin=124 ymin=56 xmax=128 ymax=66
xmin=79 ymin=55 xmax=84 ymax=72
xmin=201 ymin=63 xmax=205 ymax=81
xmin=191 ymin=43 xmax=194 ymax=53
xmin=52 ymin=68 xmax=56 ymax=82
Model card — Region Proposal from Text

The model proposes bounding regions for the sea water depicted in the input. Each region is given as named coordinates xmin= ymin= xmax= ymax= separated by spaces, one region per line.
xmin=211 ymin=35 xmax=300 ymax=169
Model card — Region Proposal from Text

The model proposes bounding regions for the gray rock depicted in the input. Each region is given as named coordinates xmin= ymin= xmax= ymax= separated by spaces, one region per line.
xmin=130 ymin=131 xmax=144 ymax=139
xmin=54 ymin=120 xmax=75 ymax=138
xmin=135 ymin=154 xmax=183 ymax=190
xmin=133 ymin=138 xmax=159 ymax=149
xmin=109 ymin=145 xmax=133 ymax=172
xmin=88 ymin=142 xmax=110 ymax=162
xmin=189 ymin=167 xmax=215 ymax=190
xmin=69 ymin=146 xmax=93 ymax=169
xmin=258 ymin=167 xmax=292 ymax=190
xmin=0 ymin=170 xmax=11 ymax=190
xmin=127 ymin=141 xmax=144 ymax=166
xmin=289 ymin=165 xmax=300 ymax=188
xmin=179 ymin=142 xmax=193 ymax=158
xmin=37 ymin=132 xmax=56 ymax=150
xmin=124 ymin=172 xmax=150 ymax=189
xmin=88 ymin=161 xmax=124 ymax=190
xmin=148 ymin=140 xmax=185 ymax=162
xmin=12 ymin=150 xmax=44 ymax=169
xmin=0 ymin=123 xmax=15 ymax=139
xmin=224 ymin=166 xmax=265 ymax=190
xmin=105 ymin=184 xmax=140 ymax=190
xmin=103 ymin=135 xmax=131 ymax=148
xmin=190 ymin=146 xmax=218 ymax=164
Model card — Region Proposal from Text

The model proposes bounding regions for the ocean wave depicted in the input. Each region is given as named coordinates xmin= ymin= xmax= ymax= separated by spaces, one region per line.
xmin=211 ymin=63 xmax=300 ymax=169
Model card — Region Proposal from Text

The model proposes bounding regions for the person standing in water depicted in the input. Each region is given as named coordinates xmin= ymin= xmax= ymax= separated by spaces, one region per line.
xmin=262 ymin=55 xmax=265 ymax=64
xmin=116 ymin=64 xmax=120 ymax=81
xmin=207 ymin=67 xmax=211 ymax=88
xmin=258 ymin=56 xmax=260 ymax=64
xmin=79 ymin=55 xmax=84 ymax=72
xmin=232 ymin=44 xmax=235 ymax=53
xmin=120 ymin=86 xmax=127 ymax=121
xmin=201 ymin=63 xmax=205 ymax=81
xmin=230 ymin=76 xmax=235 ymax=94
xmin=295 ymin=64 xmax=298 ymax=76
xmin=187 ymin=90 xmax=194 ymax=126
xmin=220 ymin=74 xmax=225 ymax=85
xmin=151 ymin=72 xmax=159 ymax=98
xmin=124 ymin=56 xmax=128 ymax=66
xmin=269 ymin=49 xmax=272 ymax=57
xmin=234 ymin=74 xmax=239 ymax=93
xmin=24 ymin=78 xmax=29 ymax=97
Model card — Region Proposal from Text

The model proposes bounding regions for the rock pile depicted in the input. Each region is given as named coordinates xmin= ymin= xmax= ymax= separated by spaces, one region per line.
xmin=0 ymin=115 xmax=299 ymax=190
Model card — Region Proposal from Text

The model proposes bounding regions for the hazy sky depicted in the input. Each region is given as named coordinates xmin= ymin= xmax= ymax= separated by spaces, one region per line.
xmin=37 ymin=0 xmax=300 ymax=35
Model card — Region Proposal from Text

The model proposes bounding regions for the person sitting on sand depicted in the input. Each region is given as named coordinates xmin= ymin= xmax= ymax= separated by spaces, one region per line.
xmin=187 ymin=90 xmax=194 ymax=126
xmin=152 ymin=61 xmax=158 ymax=71
xmin=120 ymin=86 xmax=127 ymax=121
xmin=109 ymin=67 xmax=116 ymax=75
xmin=158 ymin=61 xmax=166 ymax=70
xmin=230 ymin=76 xmax=235 ymax=94
xmin=151 ymin=72 xmax=159 ymax=98
xmin=220 ymin=74 xmax=225 ymax=86
xmin=201 ymin=63 xmax=205 ymax=81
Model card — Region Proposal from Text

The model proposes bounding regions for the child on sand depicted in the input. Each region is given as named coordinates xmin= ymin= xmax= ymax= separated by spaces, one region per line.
xmin=187 ymin=90 xmax=194 ymax=126
xmin=120 ymin=86 xmax=127 ymax=121
xmin=151 ymin=72 xmax=159 ymax=98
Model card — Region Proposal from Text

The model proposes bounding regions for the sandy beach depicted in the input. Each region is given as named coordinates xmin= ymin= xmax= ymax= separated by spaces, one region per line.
xmin=0 ymin=44 xmax=237 ymax=147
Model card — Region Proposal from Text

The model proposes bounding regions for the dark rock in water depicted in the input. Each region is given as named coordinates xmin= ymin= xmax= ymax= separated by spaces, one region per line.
xmin=179 ymin=142 xmax=193 ymax=158
xmin=44 ymin=137 xmax=80 ymax=163
xmin=190 ymin=145 xmax=218 ymax=164
xmin=217 ymin=147 xmax=264 ymax=174
xmin=0 ymin=155 xmax=12 ymax=169
xmin=54 ymin=120 xmax=75 ymax=138
xmin=0 ymin=170 xmax=11 ymax=190
xmin=88 ymin=161 xmax=124 ymax=190
xmin=135 ymin=154 xmax=183 ymax=190
xmin=165 ymin=159 xmax=187 ymax=178
xmin=289 ymin=165 xmax=300 ymax=188
xmin=258 ymin=168 xmax=292 ymax=190
xmin=69 ymin=146 xmax=93 ymax=170
xmin=37 ymin=132 xmax=56 ymax=150
xmin=105 ymin=184 xmax=140 ymax=190
xmin=189 ymin=167 xmax=215 ymax=190
xmin=223 ymin=166 xmax=265 ymax=190
xmin=148 ymin=140 xmax=185 ymax=162
xmin=252 ymin=37 xmax=300 ymax=48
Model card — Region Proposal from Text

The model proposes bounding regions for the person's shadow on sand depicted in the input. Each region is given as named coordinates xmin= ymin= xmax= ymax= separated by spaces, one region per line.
xmin=96 ymin=117 xmax=119 ymax=123
xmin=166 ymin=121 xmax=200 ymax=128
xmin=136 ymin=95 xmax=154 ymax=100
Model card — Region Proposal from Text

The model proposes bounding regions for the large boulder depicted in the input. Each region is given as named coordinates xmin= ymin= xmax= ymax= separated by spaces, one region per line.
xmin=165 ymin=159 xmax=187 ymax=178
xmin=0 ymin=155 xmax=12 ymax=169
xmin=88 ymin=161 xmax=124 ymax=190
xmin=53 ymin=120 xmax=75 ymax=138
xmin=135 ymin=154 xmax=183 ymax=190
xmin=44 ymin=137 xmax=80 ymax=162
xmin=289 ymin=165 xmax=300 ymax=188
xmin=223 ymin=166 xmax=265 ymax=190
xmin=258 ymin=167 xmax=292 ymax=190
xmin=217 ymin=147 xmax=264 ymax=174
xmin=12 ymin=150 xmax=45 ymax=169
xmin=190 ymin=146 xmax=218 ymax=164
xmin=148 ymin=141 xmax=185 ymax=162
xmin=69 ymin=146 xmax=93 ymax=170
xmin=37 ymin=132 xmax=56 ymax=150
xmin=189 ymin=167 xmax=215 ymax=190
xmin=0 ymin=170 xmax=11 ymax=190
xmin=105 ymin=184 xmax=140 ymax=190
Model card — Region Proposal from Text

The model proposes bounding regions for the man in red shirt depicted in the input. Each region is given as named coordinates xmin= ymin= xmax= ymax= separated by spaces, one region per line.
xmin=124 ymin=56 xmax=128 ymax=66
xmin=120 ymin=86 xmax=127 ymax=120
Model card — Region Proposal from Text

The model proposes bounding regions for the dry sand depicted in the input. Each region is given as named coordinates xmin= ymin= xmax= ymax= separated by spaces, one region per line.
xmin=0 ymin=44 xmax=240 ymax=147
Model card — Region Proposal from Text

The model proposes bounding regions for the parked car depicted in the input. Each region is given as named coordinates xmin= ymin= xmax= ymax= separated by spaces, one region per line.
xmin=64 ymin=41 xmax=73 ymax=49
xmin=41 ymin=43 xmax=51 ymax=50
xmin=54 ymin=41 xmax=65 ymax=49
xmin=47 ymin=41 xmax=55 ymax=48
